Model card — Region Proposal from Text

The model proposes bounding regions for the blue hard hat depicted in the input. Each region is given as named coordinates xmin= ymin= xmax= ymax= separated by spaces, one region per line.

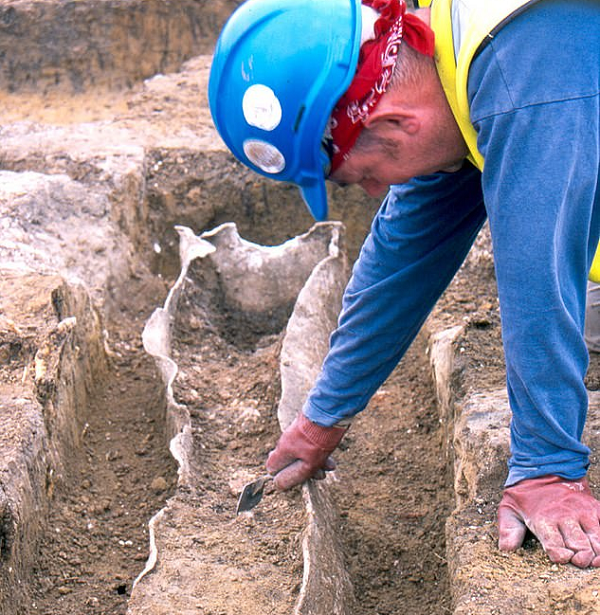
xmin=208 ymin=0 xmax=362 ymax=221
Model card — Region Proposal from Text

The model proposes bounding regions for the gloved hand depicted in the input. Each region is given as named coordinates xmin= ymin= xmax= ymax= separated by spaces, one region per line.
xmin=266 ymin=413 xmax=347 ymax=490
xmin=498 ymin=474 xmax=600 ymax=568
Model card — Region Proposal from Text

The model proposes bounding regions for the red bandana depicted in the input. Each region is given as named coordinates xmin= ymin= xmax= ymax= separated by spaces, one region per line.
xmin=327 ymin=0 xmax=435 ymax=174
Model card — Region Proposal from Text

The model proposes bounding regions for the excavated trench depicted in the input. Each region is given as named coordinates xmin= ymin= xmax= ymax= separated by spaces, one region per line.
xmin=0 ymin=172 xmax=454 ymax=614
xmin=0 ymin=2 xmax=454 ymax=614
xmin=12 ymin=214 xmax=455 ymax=615
xmin=5 ymin=2 xmax=600 ymax=615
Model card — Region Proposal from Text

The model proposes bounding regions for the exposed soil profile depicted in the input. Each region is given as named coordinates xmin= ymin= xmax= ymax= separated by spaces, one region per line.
xmin=28 ymin=283 xmax=179 ymax=615
xmin=332 ymin=334 xmax=454 ymax=615
xmin=4 ymin=2 xmax=600 ymax=612
xmin=17 ymin=243 xmax=455 ymax=615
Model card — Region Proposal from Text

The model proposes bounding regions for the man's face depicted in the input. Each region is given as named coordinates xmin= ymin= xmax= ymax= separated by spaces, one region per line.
xmin=330 ymin=108 xmax=469 ymax=196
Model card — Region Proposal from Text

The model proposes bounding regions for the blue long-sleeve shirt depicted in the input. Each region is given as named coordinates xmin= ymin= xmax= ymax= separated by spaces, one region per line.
xmin=303 ymin=0 xmax=600 ymax=485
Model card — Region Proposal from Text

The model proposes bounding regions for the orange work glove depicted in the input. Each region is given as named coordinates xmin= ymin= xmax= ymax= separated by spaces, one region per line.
xmin=498 ymin=474 xmax=600 ymax=568
xmin=266 ymin=413 xmax=347 ymax=490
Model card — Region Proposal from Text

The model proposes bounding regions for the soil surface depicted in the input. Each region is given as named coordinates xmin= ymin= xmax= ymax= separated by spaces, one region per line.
xmin=5 ymin=5 xmax=600 ymax=612
xmin=21 ymin=230 xmax=455 ymax=615
xmin=29 ymin=279 xmax=179 ymax=615
xmin=333 ymin=334 xmax=453 ymax=614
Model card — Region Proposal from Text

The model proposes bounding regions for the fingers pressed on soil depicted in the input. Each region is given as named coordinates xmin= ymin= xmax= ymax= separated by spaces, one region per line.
xmin=532 ymin=522 xmax=575 ymax=564
xmin=561 ymin=520 xmax=593 ymax=547
xmin=558 ymin=520 xmax=596 ymax=567
xmin=544 ymin=546 xmax=575 ymax=565
xmin=579 ymin=515 xmax=600 ymax=554
xmin=569 ymin=549 xmax=595 ymax=568
xmin=497 ymin=508 xmax=527 ymax=551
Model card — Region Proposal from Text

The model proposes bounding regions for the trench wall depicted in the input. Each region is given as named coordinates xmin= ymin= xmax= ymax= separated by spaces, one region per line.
xmin=426 ymin=232 xmax=600 ymax=614
xmin=0 ymin=0 xmax=241 ymax=94
xmin=0 ymin=273 xmax=107 ymax=615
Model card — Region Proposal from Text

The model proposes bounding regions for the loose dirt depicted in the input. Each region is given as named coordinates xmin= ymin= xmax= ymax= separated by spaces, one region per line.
xmin=19 ymin=233 xmax=457 ymax=615
xmin=333 ymin=335 xmax=453 ymax=615
xmin=6 ymin=3 xmax=600 ymax=612
xmin=28 ymin=279 xmax=179 ymax=615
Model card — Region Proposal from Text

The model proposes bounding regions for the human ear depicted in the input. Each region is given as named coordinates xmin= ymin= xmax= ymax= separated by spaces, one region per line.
xmin=363 ymin=109 xmax=420 ymax=136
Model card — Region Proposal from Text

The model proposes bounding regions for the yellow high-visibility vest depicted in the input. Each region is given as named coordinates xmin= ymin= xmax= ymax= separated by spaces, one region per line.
xmin=416 ymin=0 xmax=600 ymax=281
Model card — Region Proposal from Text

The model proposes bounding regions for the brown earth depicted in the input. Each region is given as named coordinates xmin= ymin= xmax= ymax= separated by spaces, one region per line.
xmin=2 ymin=3 xmax=600 ymax=613
xmin=332 ymin=334 xmax=454 ymax=615
xmin=17 ymin=218 xmax=461 ymax=615
xmin=28 ymin=278 xmax=179 ymax=615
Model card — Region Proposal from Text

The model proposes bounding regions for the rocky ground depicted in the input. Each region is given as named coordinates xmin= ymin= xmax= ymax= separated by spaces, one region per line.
xmin=0 ymin=2 xmax=599 ymax=614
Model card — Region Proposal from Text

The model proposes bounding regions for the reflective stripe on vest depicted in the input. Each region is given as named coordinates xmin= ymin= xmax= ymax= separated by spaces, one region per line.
xmin=430 ymin=0 xmax=539 ymax=170
xmin=427 ymin=0 xmax=600 ymax=282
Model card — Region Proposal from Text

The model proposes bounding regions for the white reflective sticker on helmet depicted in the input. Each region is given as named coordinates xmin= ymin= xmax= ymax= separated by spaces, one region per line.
xmin=242 ymin=84 xmax=282 ymax=131
xmin=360 ymin=6 xmax=379 ymax=46
xmin=243 ymin=139 xmax=285 ymax=174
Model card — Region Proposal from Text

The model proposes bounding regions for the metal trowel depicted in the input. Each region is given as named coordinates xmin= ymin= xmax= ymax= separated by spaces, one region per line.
xmin=236 ymin=474 xmax=273 ymax=514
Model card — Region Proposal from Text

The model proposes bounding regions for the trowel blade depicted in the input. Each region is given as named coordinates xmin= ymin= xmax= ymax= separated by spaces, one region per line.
xmin=236 ymin=475 xmax=272 ymax=514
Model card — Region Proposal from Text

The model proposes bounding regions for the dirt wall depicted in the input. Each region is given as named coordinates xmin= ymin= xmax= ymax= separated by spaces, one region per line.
xmin=0 ymin=0 xmax=241 ymax=94
xmin=0 ymin=273 xmax=107 ymax=615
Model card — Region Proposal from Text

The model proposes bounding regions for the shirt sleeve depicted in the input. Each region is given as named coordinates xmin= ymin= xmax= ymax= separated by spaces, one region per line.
xmin=467 ymin=0 xmax=600 ymax=484
xmin=303 ymin=165 xmax=486 ymax=426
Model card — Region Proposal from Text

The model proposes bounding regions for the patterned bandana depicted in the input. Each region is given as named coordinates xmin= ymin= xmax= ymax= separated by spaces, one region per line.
xmin=325 ymin=0 xmax=435 ymax=174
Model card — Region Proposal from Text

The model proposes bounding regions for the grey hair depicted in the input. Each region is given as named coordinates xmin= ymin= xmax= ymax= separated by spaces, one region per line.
xmin=350 ymin=43 xmax=433 ymax=156
xmin=388 ymin=39 xmax=434 ymax=91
